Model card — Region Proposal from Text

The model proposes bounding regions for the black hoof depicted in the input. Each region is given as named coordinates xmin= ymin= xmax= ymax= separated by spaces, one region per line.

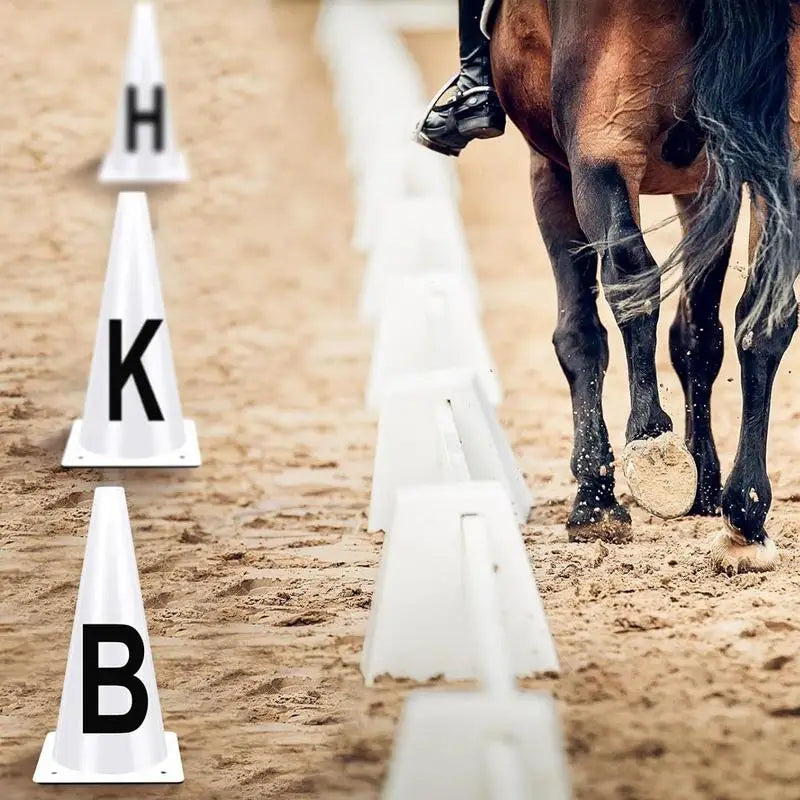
xmin=567 ymin=500 xmax=632 ymax=544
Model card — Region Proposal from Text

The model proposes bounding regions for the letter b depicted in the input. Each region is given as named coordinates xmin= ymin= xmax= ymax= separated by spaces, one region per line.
xmin=82 ymin=624 xmax=149 ymax=734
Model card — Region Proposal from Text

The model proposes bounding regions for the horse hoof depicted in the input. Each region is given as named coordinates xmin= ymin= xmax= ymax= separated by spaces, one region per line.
xmin=621 ymin=431 xmax=697 ymax=519
xmin=567 ymin=504 xmax=633 ymax=544
xmin=710 ymin=526 xmax=780 ymax=575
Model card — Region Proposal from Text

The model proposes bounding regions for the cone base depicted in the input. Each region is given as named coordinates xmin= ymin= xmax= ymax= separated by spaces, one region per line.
xmin=99 ymin=151 xmax=189 ymax=184
xmin=62 ymin=419 xmax=201 ymax=468
xmin=33 ymin=731 xmax=184 ymax=784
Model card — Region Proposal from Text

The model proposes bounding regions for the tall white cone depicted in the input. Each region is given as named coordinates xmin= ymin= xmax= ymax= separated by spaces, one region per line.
xmin=62 ymin=192 xmax=201 ymax=467
xmin=33 ymin=487 xmax=183 ymax=783
xmin=99 ymin=2 xmax=188 ymax=184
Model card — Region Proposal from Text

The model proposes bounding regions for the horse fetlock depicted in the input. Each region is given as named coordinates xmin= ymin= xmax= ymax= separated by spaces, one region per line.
xmin=721 ymin=480 xmax=771 ymax=540
xmin=625 ymin=405 xmax=672 ymax=446
xmin=570 ymin=451 xmax=615 ymax=487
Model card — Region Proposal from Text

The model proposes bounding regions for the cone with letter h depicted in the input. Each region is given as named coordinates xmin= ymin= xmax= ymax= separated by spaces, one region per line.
xmin=34 ymin=487 xmax=183 ymax=784
xmin=62 ymin=191 xmax=201 ymax=467
xmin=100 ymin=2 xmax=188 ymax=184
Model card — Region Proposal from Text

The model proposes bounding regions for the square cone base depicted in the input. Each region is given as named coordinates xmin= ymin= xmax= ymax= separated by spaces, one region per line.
xmin=98 ymin=151 xmax=189 ymax=184
xmin=33 ymin=731 xmax=184 ymax=784
xmin=61 ymin=419 xmax=201 ymax=468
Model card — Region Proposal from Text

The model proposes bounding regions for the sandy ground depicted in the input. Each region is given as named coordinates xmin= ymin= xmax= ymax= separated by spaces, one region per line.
xmin=2 ymin=2 xmax=800 ymax=799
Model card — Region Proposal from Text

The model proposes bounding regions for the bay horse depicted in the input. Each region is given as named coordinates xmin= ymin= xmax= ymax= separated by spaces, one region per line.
xmin=487 ymin=0 xmax=800 ymax=573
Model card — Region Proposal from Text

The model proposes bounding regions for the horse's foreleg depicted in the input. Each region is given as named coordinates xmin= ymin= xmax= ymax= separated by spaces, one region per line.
xmin=669 ymin=193 xmax=733 ymax=516
xmin=570 ymin=160 xmax=697 ymax=519
xmin=713 ymin=203 xmax=797 ymax=574
xmin=531 ymin=154 xmax=631 ymax=542
xmin=572 ymin=162 xmax=669 ymax=440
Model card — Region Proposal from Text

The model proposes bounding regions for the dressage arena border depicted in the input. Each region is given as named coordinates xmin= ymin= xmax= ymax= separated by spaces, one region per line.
xmin=365 ymin=272 xmax=502 ymax=410
xmin=317 ymin=0 xmax=570 ymax=795
xmin=366 ymin=369 xmax=532 ymax=532
xmin=358 ymin=195 xmax=481 ymax=322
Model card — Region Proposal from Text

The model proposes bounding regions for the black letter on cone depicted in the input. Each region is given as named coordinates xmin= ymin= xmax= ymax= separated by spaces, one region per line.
xmin=126 ymin=85 xmax=165 ymax=152
xmin=109 ymin=319 xmax=165 ymax=421
xmin=82 ymin=624 xmax=149 ymax=734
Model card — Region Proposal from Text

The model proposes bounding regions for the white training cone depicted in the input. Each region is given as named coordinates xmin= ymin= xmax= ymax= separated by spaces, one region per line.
xmin=368 ymin=368 xmax=531 ymax=533
xmin=358 ymin=197 xmax=477 ymax=323
xmin=99 ymin=2 xmax=188 ymax=184
xmin=366 ymin=273 xmax=501 ymax=410
xmin=383 ymin=691 xmax=571 ymax=800
xmin=34 ymin=487 xmax=183 ymax=784
xmin=361 ymin=482 xmax=559 ymax=685
xmin=62 ymin=193 xmax=201 ymax=467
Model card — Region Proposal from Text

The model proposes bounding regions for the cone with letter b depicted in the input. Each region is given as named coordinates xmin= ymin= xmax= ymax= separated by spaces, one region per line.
xmin=99 ymin=2 xmax=188 ymax=184
xmin=33 ymin=487 xmax=183 ymax=784
xmin=62 ymin=191 xmax=200 ymax=467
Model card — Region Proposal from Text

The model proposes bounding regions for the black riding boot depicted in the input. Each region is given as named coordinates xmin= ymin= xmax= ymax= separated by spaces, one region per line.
xmin=414 ymin=0 xmax=505 ymax=157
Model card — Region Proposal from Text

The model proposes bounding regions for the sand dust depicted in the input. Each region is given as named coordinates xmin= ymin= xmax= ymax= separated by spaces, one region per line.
xmin=2 ymin=4 xmax=800 ymax=800
xmin=621 ymin=431 xmax=698 ymax=520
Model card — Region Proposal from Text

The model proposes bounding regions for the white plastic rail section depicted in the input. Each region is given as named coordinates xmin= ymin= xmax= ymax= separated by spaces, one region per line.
xmin=437 ymin=400 xmax=528 ymax=799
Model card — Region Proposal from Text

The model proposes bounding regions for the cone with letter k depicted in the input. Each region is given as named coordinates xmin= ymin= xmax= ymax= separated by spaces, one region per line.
xmin=34 ymin=487 xmax=183 ymax=783
xmin=62 ymin=191 xmax=201 ymax=467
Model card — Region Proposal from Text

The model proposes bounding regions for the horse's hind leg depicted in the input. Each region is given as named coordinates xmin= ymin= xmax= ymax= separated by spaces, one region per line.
xmin=713 ymin=202 xmax=797 ymax=574
xmin=669 ymin=193 xmax=734 ymax=516
xmin=570 ymin=159 xmax=698 ymax=519
xmin=531 ymin=153 xmax=631 ymax=542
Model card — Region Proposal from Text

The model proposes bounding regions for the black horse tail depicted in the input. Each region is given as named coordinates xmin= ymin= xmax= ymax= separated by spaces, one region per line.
xmin=652 ymin=0 xmax=799 ymax=337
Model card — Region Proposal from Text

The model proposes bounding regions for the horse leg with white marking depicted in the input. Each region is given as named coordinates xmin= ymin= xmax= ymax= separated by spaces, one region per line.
xmin=713 ymin=203 xmax=798 ymax=573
